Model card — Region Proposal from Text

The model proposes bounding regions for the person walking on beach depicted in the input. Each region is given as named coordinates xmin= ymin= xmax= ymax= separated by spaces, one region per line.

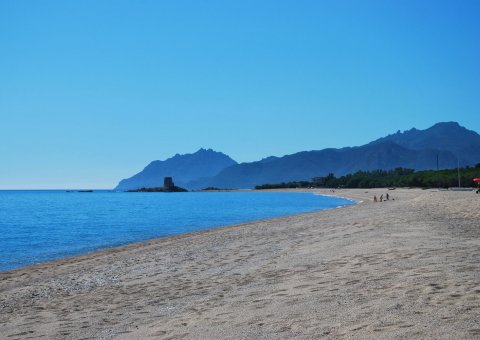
xmin=386 ymin=193 xmax=389 ymax=200
xmin=374 ymin=195 xmax=377 ymax=202
xmin=380 ymin=194 xmax=383 ymax=202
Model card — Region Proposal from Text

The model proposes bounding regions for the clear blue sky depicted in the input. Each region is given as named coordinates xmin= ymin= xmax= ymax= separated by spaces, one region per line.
xmin=1 ymin=0 xmax=479 ymax=189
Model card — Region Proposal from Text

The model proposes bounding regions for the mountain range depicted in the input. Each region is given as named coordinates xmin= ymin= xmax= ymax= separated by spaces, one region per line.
xmin=115 ymin=122 xmax=480 ymax=190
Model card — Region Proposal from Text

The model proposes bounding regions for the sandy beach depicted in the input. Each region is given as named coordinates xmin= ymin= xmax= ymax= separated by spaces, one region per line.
xmin=1 ymin=188 xmax=479 ymax=339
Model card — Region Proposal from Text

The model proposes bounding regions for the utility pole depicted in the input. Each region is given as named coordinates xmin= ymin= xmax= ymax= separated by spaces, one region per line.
xmin=457 ymin=153 xmax=461 ymax=188
xmin=437 ymin=153 xmax=439 ymax=189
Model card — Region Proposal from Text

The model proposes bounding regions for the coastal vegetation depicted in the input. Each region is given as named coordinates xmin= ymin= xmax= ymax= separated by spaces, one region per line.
xmin=255 ymin=165 xmax=480 ymax=189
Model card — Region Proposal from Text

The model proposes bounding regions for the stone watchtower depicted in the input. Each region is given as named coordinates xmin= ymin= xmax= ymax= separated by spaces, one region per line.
xmin=164 ymin=177 xmax=174 ymax=189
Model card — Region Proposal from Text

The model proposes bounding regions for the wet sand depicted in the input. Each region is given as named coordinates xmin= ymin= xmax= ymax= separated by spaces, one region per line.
xmin=1 ymin=188 xmax=479 ymax=339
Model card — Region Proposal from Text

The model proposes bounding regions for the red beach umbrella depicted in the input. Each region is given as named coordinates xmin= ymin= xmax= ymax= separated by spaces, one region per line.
xmin=474 ymin=178 xmax=480 ymax=189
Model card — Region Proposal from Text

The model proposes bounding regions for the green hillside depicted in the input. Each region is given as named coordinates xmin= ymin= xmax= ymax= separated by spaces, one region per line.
xmin=255 ymin=164 xmax=480 ymax=189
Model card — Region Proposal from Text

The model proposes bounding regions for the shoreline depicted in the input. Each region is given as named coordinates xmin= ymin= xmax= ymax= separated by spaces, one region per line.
xmin=0 ymin=190 xmax=356 ymax=275
xmin=1 ymin=188 xmax=479 ymax=339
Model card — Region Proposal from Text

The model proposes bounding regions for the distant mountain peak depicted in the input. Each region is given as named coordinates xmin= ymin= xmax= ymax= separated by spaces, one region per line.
xmin=392 ymin=122 xmax=463 ymax=137
xmin=369 ymin=121 xmax=479 ymax=150
xmin=432 ymin=121 xmax=460 ymax=127
xmin=115 ymin=148 xmax=237 ymax=190
xmin=427 ymin=121 xmax=464 ymax=131
xmin=196 ymin=147 xmax=224 ymax=154
xmin=163 ymin=148 xmax=229 ymax=161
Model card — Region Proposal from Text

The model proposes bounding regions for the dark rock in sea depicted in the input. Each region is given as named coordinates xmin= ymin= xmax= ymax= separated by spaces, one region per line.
xmin=127 ymin=186 xmax=188 ymax=192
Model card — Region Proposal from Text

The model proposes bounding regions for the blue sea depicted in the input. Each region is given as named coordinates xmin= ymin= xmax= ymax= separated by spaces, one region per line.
xmin=0 ymin=191 xmax=354 ymax=272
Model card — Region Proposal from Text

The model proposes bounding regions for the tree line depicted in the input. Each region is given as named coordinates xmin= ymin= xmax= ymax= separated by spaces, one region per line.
xmin=255 ymin=164 xmax=480 ymax=189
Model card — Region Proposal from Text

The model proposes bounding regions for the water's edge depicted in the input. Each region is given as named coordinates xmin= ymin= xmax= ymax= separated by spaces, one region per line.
xmin=0 ymin=192 xmax=359 ymax=274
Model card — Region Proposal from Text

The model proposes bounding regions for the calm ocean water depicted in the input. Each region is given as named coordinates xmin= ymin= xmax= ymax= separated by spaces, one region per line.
xmin=0 ymin=191 xmax=354 ymax=272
